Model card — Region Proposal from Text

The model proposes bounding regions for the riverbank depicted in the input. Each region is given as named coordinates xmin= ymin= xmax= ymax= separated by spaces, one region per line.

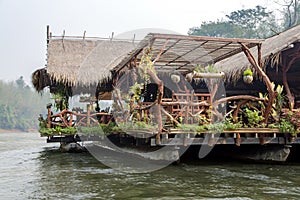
xmin=0 ymin=128 xmax=38 ymax=133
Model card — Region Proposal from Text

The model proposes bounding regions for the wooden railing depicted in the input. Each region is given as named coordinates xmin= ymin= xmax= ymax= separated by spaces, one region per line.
xmin=162 ymin=92 xmax=211 ymax=124
xmin=46 ymin=106 xmax=113 ymax=129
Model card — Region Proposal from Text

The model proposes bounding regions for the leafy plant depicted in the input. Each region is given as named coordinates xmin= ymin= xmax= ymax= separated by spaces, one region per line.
xmin=194 ymin=64 xmax=218 ymax=73
xmin=205 ymin=122 xmax=225 ymax=133
xmin=274 ymin=84 xmax=286 ymax=113
xmin=129 ymin=82 xmax=143 ymax=102
xmin=224 ymin=118 xmax=243 ymax=130
xmin=259 ymin=84 xmax=286 ymax=122
xmin=279 ymin=119 xmax=296 ymax=137
xmin=114 ymin=121 xmax=155 ymax=132
xmin=39 ymin=126 xmax=77 ymax=135
xmin=243 ymin=68 xmax=253 ymax=76
xmin=77 ymin=125 xmax=104 ymax=136
xmin=139 ymin=47 xmax=156 ymax=83
xmin=244 ymin=108 xmax=264 ymax=127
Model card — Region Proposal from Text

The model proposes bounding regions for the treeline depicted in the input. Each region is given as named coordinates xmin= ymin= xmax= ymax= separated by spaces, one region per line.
xmin=188 ymin=1 xmax=300 ymax=38
xmin=0 ymin=77 xmax=50 ymax=131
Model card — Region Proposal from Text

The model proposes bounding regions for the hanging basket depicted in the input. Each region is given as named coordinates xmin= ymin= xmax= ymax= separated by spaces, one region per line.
xmin=243 ymin=75 xmax=253 ymax=84
xmin=243 ymin=68 xmax=253 ymax=84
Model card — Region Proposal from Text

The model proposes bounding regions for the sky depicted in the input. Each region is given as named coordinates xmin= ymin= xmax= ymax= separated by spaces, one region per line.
xmin=0 ymin=0 xmax=278 ymax=85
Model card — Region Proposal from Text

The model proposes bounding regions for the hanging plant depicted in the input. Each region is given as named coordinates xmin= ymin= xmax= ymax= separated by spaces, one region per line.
xmin=243 ymin=68 xmax=253 ymax=84
xmin=129 ymin=82 xmax=143 ymax=102
xmin=139 ymin=47 xmax=156 ymax=83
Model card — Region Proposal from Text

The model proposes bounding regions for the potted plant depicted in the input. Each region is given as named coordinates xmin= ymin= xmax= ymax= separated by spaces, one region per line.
xmin=243 ymin=68 xmax=253 ymax=83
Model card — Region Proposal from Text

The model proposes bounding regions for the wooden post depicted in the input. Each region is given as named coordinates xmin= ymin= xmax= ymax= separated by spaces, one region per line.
xmin=257 ymin=43 xmax=262 ymax=68
xmin=69 ymin=112 xmax=73 ymax=127
xmin=47 ymin=107 xmax=51 ymax=128
xmin=282 ymin=55 xmax=299 ymax=109
xmin=240 ymin=43 xmax=277 ymax=124
xmin=46 ymin=25 xmax=50 ymax=44
xmin=191 ymin=92 xmax=195 ymax=124
xmin=235 ymin=133 xmax=241 ymax=146
xmin=87 ymin=104 xmax=91 ymax=126
xmin=147 ymin=69 xmax=163 ymax=145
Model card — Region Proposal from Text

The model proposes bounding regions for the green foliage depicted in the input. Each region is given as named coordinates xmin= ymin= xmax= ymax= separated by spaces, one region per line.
xmin=49 ymin=82 xmax=72 ymax=111
xmin=205 ymin=122 xmax=226 ymax=133
xmin=113 ymin=121 xmax=155 ymax=132
xmin=259 ymin=84 xmax=286 ymax=121
xmin=77 ymin=123 xmax=115 ymax=136
xmin=188 ymin=5 xmax=278 ymax=39
xmin=188 ymin=20 xmax=243 ymax=38
xmin=194 ymin=65 xmax=218 ymax=73
xmin=129 ymin=82 xmax=143 ymax=102
xmin=39 ymin=126 xmax=77 ymax=136
xmin=177 ymin=124 xmax=206 ymax=133
xmin=0 ymin=78 xmax=51 ymax=131
xmin=275 ymin=84 xmax=286 ymax=112
xmin=77 ymin=125 xmax=103 ymax=136
xmin=243 ymin=68 xmax=253 ymax=76
xmin=100 ymin=122 xmax=117 ymax=134
xmin=224 ymin=118 xmax=243 ymax=130
xmin=281 ymin=0 xmax=300 ymax=29
xmin=244 ymin=108 xmax=264 ymax=127
xmin=139 ymin=47 xmax=156 ymax=83
xmin=226 ymin=5 xmax=276 ymax=38
xmin=279 ymin=119 xmax=296 ymax=136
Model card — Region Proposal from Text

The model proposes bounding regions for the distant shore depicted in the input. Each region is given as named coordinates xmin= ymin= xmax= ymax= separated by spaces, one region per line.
xmin=0 ymin=129 xmax=38 ymax=133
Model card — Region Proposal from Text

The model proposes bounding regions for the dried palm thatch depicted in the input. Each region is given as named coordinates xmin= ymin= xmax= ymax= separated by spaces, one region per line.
xmin=47 ymin=39 xmax=135 ymax=86
xmin=215 ymin=25 xmax=300 ymax=83
xmin=32 ymin=68 xmax=51 ymax=92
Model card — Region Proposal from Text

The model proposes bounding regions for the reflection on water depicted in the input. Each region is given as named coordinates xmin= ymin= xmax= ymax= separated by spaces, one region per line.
xmin=1 ymin=132 xmax=300 ymax=199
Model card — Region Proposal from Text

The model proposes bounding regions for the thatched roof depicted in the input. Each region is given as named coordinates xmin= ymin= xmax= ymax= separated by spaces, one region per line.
xmin=32 ymin=68 xmax=51 ymax=92
xmin=47 ymin=38 xmax=136 ymax=86
xmin=33 ymin=32 xmax=262 ymax=93
xmin=215 ymin=25 xmax=300 ymax=82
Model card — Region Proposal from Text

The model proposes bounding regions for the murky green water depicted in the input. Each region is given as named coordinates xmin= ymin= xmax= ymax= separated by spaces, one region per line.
xmin=1 ymin=132 xmax=300 ymax=199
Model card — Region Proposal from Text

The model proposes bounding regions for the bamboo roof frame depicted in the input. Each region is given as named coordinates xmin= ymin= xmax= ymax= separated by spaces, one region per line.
xmin=113 ymin=33 xmax=263 ymax=75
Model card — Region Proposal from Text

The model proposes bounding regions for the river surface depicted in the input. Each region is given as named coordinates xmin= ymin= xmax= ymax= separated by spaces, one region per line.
xmin=1 ymin=132 xmax=300 ymax=199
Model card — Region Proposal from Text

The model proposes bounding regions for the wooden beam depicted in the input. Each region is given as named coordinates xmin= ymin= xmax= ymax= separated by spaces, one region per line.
xmin=213 ymin=95 xmax=266 ymax=107
xmin=152 ymin=40 xmax=169 ymax=64
xmin=151 ymin=33 xmax=263 ymax=44
xmin=257 ymin=43 xmax=262 ymax=68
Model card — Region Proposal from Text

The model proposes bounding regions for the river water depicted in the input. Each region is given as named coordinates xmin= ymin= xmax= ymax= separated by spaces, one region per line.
xmin=1 ymin=132 xmax=300 ymax=199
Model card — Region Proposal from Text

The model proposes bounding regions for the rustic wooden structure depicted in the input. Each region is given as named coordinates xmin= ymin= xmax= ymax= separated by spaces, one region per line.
xmin=31 ymin=26 xmax=300 ymax=161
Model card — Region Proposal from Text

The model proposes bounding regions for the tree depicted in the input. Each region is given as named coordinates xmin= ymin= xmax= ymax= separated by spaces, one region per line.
xmin=16 ymin=76 xmax=26 ymax=89
xmin=278 ymin=0 xmax=300 ymax=28
xmin=188 ymin=20 xmax=244 ymax=38
xmin=188 ymin=5 xmax=278 ymax=39
xmin=0 ymin=78 xmax=50 ymax=131
xmin=226 ymin=5 xmax=277 ymax=38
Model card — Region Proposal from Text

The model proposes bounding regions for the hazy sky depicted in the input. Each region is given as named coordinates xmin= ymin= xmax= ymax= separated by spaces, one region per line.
xmin=0 ymin=0 xmax=277 ymax=84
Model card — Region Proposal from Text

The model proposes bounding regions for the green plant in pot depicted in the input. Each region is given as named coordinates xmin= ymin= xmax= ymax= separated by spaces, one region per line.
xmin=243 ymin=68 xmax=253 ymax=84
